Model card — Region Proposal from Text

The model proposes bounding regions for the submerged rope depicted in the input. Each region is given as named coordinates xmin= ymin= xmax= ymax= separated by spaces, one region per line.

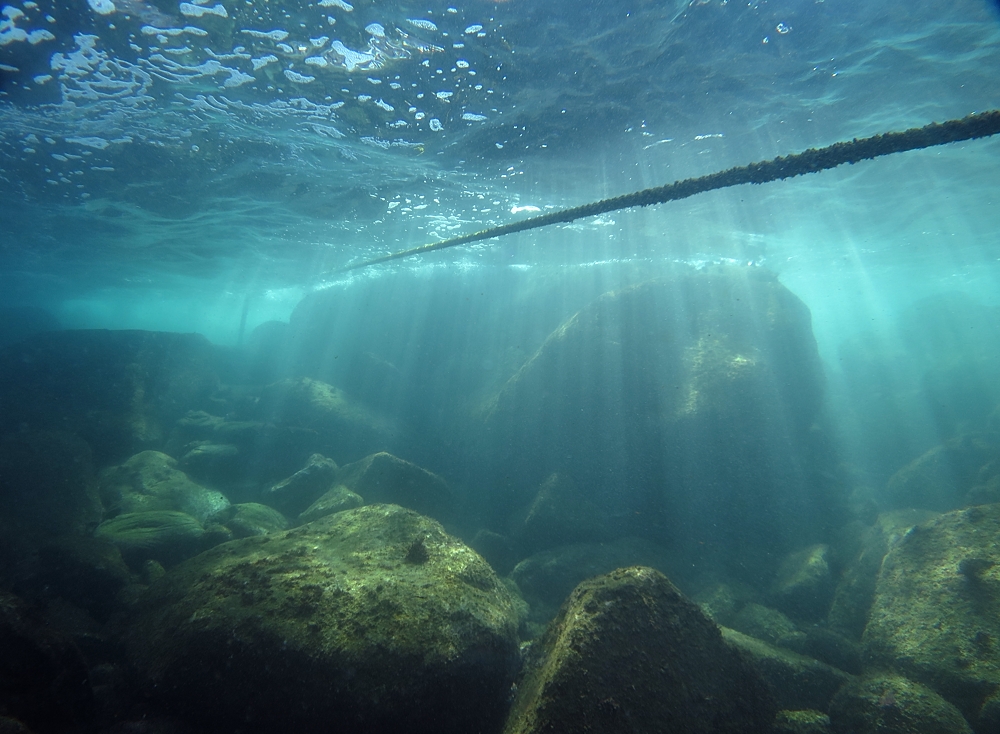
xmin=340 ymin=110 xmax=1000 ymax=273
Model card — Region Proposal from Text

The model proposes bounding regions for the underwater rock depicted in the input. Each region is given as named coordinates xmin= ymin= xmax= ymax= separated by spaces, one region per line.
xmin=0 ymin=429 xmax=102 ymax=537
xmin=515 ymin=472 xmax=612 ymax=554
xmin=217 ymin=502 xmax=289 ymax=538
xmin=263 ymin=452 xmax=339 ymax=516
xmin=338 ymin=451 xmax=452 ymax=522
xmin=827 ymin=509 xmax=938 ymax=639
xmin=885 ymin=434 xmax=999 ymax=513
xmin=481 ymin=268 xmax=840 ymax=584
xmin=862 ymin=503 xmax=1000 ymax=724
xmin=98 ymin=451 xmax=230 ymax=524
xmin=256 ymin=377 xmax=394 ymax=464
xmin=509 ymin=536 xmax=678 ymax=629
xmin=297 ymin=484 xmax=363 ymax=524
xmin=0 ymin=330 xmax=222 ymax=464
xmin=722 ymin=627 xmax=853 ymax=712
xmin=828 ymin=673 xmax=972 ymax=734
xmin=773 ymin=709 xmax=832 ymax=734
xmin=123 ymin=504 xmax=520 ymax=734
xmin=731 ymin=602 xmax=801 ymax=646
xmin=0 ymin=592 xmax=94 ymax=733
xmin=95 ymin=511 xmax=210 ymax=567
xmin=770 ymin=544 xmax=835 ymax=623
xmin=503 ymin=566 xmax=776 ymax=734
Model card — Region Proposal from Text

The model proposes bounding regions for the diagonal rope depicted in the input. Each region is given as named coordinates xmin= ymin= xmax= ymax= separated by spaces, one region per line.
xmin=339 ymin=110 xmax=1000 ymax=273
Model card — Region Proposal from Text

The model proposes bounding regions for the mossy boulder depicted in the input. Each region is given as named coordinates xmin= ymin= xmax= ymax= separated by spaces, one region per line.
xmin=338 ymin=452 xmax=452 ymax=522
xmin=774 ymin=710 xmax=832 ymax=734
xmin=262 ymin=453 xmax=338 ymax=516
xmin=98 ymin=451 xmax=230 ymax=523
xmin=219 ymin=503 xmax=289 ymax=538
xmin=862 ymin=503 xmax=1000 ymax=724
xmin=123 ymin=504 xmax=520 ymax=734
xmin=829 ymin=673 xmax=972 ymax=734
xmin=297 ymin=484 xmax=363 ymax=524
xmin=95 ymin=511 xmax=211 ymax=566
xmin=828 ymin=509 xmax=938 ymax=639
xmin=503 ymin=566 xmax=776 ymax=734
xmin=722 ymin=627 xmax=853 ymax=712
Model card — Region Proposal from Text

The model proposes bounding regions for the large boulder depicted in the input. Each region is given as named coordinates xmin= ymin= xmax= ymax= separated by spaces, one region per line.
xmin=721 ymin=628 xmax=853 ymax=712
xmin=98 ymin=451 xmax=230 ymax=524
xmin=480 ymin=268 xmax=840 ymax=581
xmin=122 ymin=504 xmax=520 ymax=734
xmin=503 ymin=566 xmax=776 ymax=734
xmin=862 ymin=503 xmax=1000 ymax=725
xmin=829 ymin=673 xmax=972 ymax=734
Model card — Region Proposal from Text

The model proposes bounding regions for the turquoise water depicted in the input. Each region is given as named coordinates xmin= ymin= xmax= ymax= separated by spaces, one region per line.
xmin=1 ymin=0 xmax=1000 ymax=730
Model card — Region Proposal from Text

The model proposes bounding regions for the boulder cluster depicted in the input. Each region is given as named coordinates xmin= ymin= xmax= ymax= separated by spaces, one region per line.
xmin=1 ymin=268 xmax=999 ymax=734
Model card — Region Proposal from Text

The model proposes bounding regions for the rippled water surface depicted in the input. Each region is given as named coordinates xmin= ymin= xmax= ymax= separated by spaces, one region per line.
xmin=0 ymin=0 xmax=998 ymax=339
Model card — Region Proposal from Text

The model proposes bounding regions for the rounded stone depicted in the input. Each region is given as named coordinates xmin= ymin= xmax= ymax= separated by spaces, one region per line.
xmin=123 ymin=504 xmax=520 ymax=734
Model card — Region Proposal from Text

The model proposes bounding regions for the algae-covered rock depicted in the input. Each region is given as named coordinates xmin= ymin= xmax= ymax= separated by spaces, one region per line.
xmin=828 ymin=509 xmax=938 ymax=639
xmin=774 ymin=710 xmax=832 ymax=734
xmin=503 ymin=566 xmax=776 ymax=734
xmin=221 ymin=503 xmax=289 ymax=538
xmin=731 ymin=602 xmax=800 ymax=646
xmin=829 ymin=673 xmax=972 ymax=734
xmin=770 ymin=543 xmax=835 ymax=622
xmin=339 ymin=451 xmax=452 ymax=521
xmin=95 ymin=511 xmax=207 ymax=566
xmin=297 ymin=484 xmax=363 ymax=524
xmin=124 ymin=504 xmax=520 ymax=734
xmin=98 ymin=451 xmax=230 ymax=523
xmin=721 ymin=627 xmax=853 ymax=712
xmin=262 ymin=452 xmax=338 ymax=516
xmin=862 ymin=503 xmax=1000 ymax=724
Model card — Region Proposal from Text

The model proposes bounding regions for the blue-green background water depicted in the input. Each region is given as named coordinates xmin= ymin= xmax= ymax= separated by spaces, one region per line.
xmin=7 ymin=0 xmax=1000 ymax=486
xmin=2 ymin=0 xmax=1000 ymax=522
xmin=2 ymin=1 xmax=1000 ymax=730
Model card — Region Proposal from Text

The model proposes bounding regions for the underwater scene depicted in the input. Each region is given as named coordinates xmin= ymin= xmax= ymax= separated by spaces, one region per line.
xmin=2 ymin=0 xmax=1000 ymax=731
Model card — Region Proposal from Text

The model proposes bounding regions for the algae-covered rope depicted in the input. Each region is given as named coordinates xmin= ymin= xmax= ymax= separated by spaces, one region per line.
xmin=339 ymin=110 xmax=1000 ymax=273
